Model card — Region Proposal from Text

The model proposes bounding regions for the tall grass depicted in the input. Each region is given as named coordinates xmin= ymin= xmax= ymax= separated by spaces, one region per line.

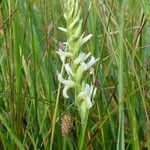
xmin=0 ymin=0 xmax=150 ymax=149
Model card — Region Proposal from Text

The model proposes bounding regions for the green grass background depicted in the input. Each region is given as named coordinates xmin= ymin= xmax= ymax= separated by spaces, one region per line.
xmin=0 ymin=0 xmax=150 ymax=149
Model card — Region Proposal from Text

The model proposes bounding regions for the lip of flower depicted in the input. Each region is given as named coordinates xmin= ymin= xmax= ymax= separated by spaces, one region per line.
xmin=57 ymin=72 xmax=75 ymax=86
xmin=63 ymin=85 xmax=72 ymax=99
xmin=77 ymin=84 xmax=97 ymax=109
xmin=56 ymin=48 xmax=73 ymax=62
xmin=57 ymin=72 xmax=75 ymax=99
xmin=73 ymin=52 xmax=91 ymax=65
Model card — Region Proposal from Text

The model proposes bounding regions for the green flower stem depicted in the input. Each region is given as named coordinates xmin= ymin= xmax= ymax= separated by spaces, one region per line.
xmin=50 ymin=74 xmax=62 ymax=150
xmin=79 ymin=110 xmax=89 ymax=150
xmin=50 ymin=46 xmax=68 ymax=150
xmin=117 ymin=1 xmax=126 ymax=150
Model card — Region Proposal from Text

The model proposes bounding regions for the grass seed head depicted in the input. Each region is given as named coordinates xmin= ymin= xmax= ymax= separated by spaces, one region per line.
xmin=61 ymin=114 xmax=73 ymax=136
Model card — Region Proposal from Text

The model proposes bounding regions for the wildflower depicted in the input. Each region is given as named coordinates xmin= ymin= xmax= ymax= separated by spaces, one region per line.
xmin=73 ymin=52 xmax=90 ymax=65
xmin=57 ymin=73 xmax=75 ymax=98
xmin=80 ymin=56 xmax=99 ymax=71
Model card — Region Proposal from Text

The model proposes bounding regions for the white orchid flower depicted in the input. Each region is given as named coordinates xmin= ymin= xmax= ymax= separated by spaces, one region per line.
xmin=57 ymin=72 xmax=75 ymax=98
xmin=56 ymin=48 xmax=72 ymax=62
xmin=73 ymin=52 xmax=91 ymax=65
xmin=64 ymin=63 xmax=74 ymax=76
xmin=80 ymin=56 xmax=99 ymax=71
xmin=78 ymin=84 xmax=97 ymax=109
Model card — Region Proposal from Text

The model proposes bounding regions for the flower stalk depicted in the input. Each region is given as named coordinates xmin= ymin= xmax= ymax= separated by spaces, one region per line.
xmin=57 ymin=0 xmax=99 ymax=123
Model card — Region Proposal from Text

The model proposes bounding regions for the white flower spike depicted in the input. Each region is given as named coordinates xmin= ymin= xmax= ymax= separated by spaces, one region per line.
xmin=56 ymin=0 xmax=99 ymax=123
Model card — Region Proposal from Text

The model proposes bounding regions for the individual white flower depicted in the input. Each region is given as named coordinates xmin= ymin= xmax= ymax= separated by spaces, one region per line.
xmin=73 ymin=52 xmax=90 ymax=65
xmin=56 ymin=48 xmax=72 ymax=62
xmin=80 ymin=56 xmax=99 ymax=71
xmin=57 ymin=72 xmax=75 ymax=98
xmin=77 ymin=84 xmax=97 ymax=109
xmin=64 ymin=63 xmax=74 ymax=76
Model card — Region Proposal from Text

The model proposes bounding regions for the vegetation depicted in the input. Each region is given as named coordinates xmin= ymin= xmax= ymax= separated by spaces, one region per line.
xmin=0 ymin=0 xmax=150 ymax=149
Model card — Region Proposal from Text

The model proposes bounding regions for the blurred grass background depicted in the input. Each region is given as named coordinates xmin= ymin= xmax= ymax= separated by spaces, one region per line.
xmin=0 ymin=0 xmax=150 ymax=149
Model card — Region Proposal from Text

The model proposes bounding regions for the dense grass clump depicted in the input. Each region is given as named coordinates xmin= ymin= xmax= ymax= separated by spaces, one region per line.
xmin=0 ymin=0 xmax=150 ymax=149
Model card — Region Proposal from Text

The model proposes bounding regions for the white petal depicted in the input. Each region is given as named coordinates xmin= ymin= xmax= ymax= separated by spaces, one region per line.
xmin=62 ymin=79 xmax=75 ymax=99
xmin=78 ymin=89 xmax=87 ymax=99
xmin=64 ymin=63 xmax=74 ymax=76
xmin=57 ymin=73 xmax=75 ymax=99
xmin=85 ymin=84 xmax=91 ymax=93
xmin=93 ymin=87 xmax=97 ymax=98
xmin=74 ymin=52 xmax=90 ymax=65
xmin=62 ymin=42 xmax=69 ymax=45
xmin=89 ymin=67 xmax=94 ymax=75
xmin=63 ymin=85 xmax=70 ymax=98
xmin=58 ymin=27 xmax=67 ymax=32
xmin=63 ymin=13 xmax=67 ymax=19
xmin=80 ymin=62 xmax=87 ymax=71
xmin=89 ymin=85 xmax=94 ymax=95
xmin=80 ymin=56 xmax=99 ymax=71
xmin=86 ymin=57 xmax=99 ymax=69
xmin=57 ymin=73 xmax=75 ymax=86
xmin=77 ymin=84 xmax=96 ymax=109
xmin=56 ymin=49 xmax=72 ymax=62
xmin=78 ymin=84 xmax=90 ymax=99
xmin=85 ymin=97 xmax=93 ymax=109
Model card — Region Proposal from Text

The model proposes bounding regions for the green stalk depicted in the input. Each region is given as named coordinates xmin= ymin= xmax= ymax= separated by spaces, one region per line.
xmin=0 ymin=114 xmax=25 ymax=150
xmin=29 ymin=1 xmax=43 ymax=148
xmin=13 ymin=9 xmax=22 ymax=142
xmin=49 ymin=81 xmax=61 ymax=150
xmin=50 ymin=46 xmax=67 ymax=150
xmin=79 ymin=111 xmax=89 ymax=150
xmin=63 ymin=136 xmax=67 ymax=150
xmin=117 ymin=1 xmax=126 ymax=150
